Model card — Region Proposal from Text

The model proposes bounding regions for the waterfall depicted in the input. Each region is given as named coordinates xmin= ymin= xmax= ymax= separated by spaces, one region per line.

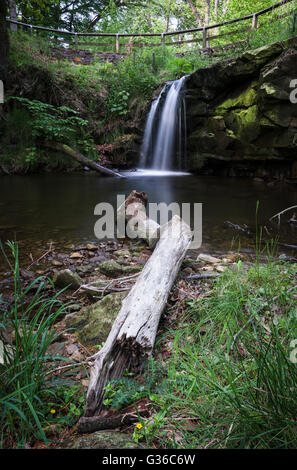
xmin=139 ymin=76 xmax=187 ymax=171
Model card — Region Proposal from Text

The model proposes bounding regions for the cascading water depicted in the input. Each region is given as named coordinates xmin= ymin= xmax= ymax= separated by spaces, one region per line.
xmin=139 ymin=76 xmax=188 ymax=172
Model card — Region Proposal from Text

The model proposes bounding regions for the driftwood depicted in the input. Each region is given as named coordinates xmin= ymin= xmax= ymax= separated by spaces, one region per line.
xmin=84 ymin=214 xmax=192 ymax=417
xmin=117 ymin=190 xmax=160 ymax=249
xmin=44 ymin=142 xmax=124 ymax=177
xmin=78 ymin=399 xmax=150 ymax=433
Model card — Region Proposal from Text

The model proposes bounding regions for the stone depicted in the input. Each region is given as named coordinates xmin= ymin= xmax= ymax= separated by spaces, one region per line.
xmin=85 ymin=243 xmax=97 ymax=251
xmin=65 ymin=292 xmax=126 ymax=346
xmin=70 ymin=252 xmax=83 ymax=259
xmin=98 ymin=260 xmax=123 ymax=277
xmin=68 ymin=431 xmax=143 ymax=449
xmin=216 ymin=265 xmax=226 ymax=273
xmin=197 ymin=253 xmax=221 ymax=264
xmin=122 ymin=265 xmax=142 ymax=274
xmin=113 ymin=249 xmax=130 ymax=258
xmin=186 ymin=38 xmax=297 ymax=177
xmin=53 ymin=269 xmax=82 ymax=290
xmin=51 ymin=259 xmax=63 ymax=267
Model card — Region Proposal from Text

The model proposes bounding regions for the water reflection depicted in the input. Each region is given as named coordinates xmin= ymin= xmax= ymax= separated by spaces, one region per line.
xmin=0 ymin=173 xmax=297 ymax=253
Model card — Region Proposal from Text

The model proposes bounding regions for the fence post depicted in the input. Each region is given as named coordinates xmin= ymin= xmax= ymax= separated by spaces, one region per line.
xmin=202 ymin=27 xmax=207 ymax=49
xmin=74 ymin=33 xmax=78 ymax=51
xmin=30 ymin=25 xmax=33 ymax=37
xmin=252 ymin=14 xmax=258 ymax=30
xmin=116 ymin=33 xmax=120 ymax=53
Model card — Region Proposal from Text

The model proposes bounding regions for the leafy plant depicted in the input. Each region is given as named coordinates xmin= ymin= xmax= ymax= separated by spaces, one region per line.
xmin=0 ymin=241 xmax=72 ymax=448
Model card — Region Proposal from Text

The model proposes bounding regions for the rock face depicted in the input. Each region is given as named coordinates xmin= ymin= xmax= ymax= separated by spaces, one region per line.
xmin=186 ymin=38 xmax=297 ymax=178
xmin=65 ymin=292 xmax=126 ymax=346
xmin=68 ymin=431 xmax=142 ymax=449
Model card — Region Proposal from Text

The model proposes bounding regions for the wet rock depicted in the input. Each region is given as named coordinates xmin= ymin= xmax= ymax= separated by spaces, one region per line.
xmin=65 ymin=292 xmax=126 ymax=346
xmin=98 ymin=260 xmax=123 ymax=277
xmin=68 ymin=431 xmax=143 ymax=449
xmin=53 ymin=269 xmax=82 ymax=290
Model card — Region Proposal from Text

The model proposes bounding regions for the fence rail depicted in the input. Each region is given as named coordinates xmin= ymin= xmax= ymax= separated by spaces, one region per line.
xmin=6 ymin=0 xmax=295 ymax=55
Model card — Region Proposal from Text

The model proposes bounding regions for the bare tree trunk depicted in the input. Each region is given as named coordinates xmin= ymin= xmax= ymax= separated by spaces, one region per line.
xmin=8 ymin=0 xmax=17 ymax=31
xmin=165 ymin=0 xmax=173 ymax=32
xmin=214 ymin=0 xmax=219 ymax=19
xmin=84 ymin=214 xmax=192 ymax=417
xmin=186 ymin=0 xmax=204 ymax=27
xmin=44 ymin=142 xmax=124 ymax=177
xmin=0 ymin=0 xmax=9 ymax=84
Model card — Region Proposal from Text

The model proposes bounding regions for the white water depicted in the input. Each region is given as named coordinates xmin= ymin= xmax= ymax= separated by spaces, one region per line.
xmin=123 ymin=169 xmax=190 ymax=177
xmin=139 ymin=76 xmax=187 ymax=171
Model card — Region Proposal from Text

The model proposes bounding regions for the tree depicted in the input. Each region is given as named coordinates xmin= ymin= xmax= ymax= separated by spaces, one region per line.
xmin=8 ymin=0 xmax=17 ymax=31
xmin=0 ymin=0 xmax=9 ymax=84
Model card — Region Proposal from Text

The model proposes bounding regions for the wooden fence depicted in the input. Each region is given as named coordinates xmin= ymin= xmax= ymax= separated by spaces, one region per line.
xmin=6 ymin=0 xmax=296 ymax=55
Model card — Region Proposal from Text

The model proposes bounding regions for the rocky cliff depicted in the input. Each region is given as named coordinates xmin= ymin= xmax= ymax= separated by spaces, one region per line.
xmin=186 ymin=37 xmax=297 ymax=179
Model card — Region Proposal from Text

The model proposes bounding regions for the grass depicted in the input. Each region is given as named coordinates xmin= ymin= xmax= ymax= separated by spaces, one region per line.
xmin=105 ymin=250 xmax=297 ymax=449
xmin=0 ymin=241 xmax=82 ymax=448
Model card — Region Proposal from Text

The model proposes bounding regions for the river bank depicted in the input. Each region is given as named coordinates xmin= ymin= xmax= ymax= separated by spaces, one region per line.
xmin=1 ymin=233 xmax=297 ymax=448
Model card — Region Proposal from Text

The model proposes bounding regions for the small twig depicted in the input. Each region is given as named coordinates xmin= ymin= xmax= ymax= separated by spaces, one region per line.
xmin=269 ymin=205 xmax=297 ymax=225
xmin=184 ymin=273 xmax=221 ymax=280
xmin=44 ymin=360 xmax=91 ymax=376
xmin=26 ymin=242 xmax=53 ymax=270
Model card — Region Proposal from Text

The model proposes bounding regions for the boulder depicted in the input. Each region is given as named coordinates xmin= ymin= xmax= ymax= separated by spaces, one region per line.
xmin=53 ymin=269 xmax=82 ymax=290
xmin=186 ymin=38 xmax=297 ymax=178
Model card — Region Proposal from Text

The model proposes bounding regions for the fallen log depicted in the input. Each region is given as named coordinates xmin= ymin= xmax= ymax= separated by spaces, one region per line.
xmin=44 ymin=142 xmax=124 ymax=177
xmin=78 ymin=399 xmax=150 ymax=433
xmin=84 ymin=214 xmax=192 ymax=417
xmin=117 ymin=190 xmax=160 ymax=249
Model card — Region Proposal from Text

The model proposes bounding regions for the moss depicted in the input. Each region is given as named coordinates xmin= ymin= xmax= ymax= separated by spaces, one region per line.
xmin=225 ymin=105 xmax=260 ymax=143
xmin=216 ymin=83 xmax=258 ymax=113
xmin=65 ymin=292 xmax=126 ymax=346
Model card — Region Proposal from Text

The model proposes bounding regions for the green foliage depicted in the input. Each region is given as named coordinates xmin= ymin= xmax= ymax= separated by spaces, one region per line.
xmin=6 ymin=97 xmax=98 ymax=163
xmin=103 ymin=359 xmax=165 ymax=410
xmin=138 ymin=256 xmax=297 ymax=448
xmin=45 ymin=385 xmax=86 ymax=428
xmin=0 ymin=241 xmax=72 ymax=447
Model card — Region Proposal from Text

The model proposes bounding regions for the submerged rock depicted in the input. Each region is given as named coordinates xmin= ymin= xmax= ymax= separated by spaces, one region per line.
xmin=68 ymin=431 xmax=142 ymax=449
xmin=65 ymin=292 xmax=126 ymax=346
xmin=53 ymin=269 xmax=82 ymax=290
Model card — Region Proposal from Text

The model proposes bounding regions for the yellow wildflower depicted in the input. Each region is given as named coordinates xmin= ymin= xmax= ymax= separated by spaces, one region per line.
xmin=136 ymin=423 xmax=143 ymax=430
xmin=50 ymin=409 xmax=56 ymax=414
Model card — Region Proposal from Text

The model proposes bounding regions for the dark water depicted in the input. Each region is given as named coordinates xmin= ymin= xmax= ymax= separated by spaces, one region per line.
xmin=0 ymin=171 xmax=297 ymax=258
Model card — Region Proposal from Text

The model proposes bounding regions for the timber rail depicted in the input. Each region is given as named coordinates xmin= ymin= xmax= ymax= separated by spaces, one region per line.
xmin=6 ymin=0 xmax=296 ymax=55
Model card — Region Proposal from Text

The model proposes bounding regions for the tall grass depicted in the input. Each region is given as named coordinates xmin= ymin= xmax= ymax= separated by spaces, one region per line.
xmin=145 ymin=257 xmax=297 ymax=448
xmin=0 ymin=241 xmax=70 ymax=448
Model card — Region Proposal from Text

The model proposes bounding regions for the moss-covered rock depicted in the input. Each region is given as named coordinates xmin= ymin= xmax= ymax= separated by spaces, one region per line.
xmin=68 ymin=431 xmax=143 ymax=449
xmin=187 ymin=38 xmax=297 ymax=175
xmin=98 ymin=260 xmax=123 ymax=277
xmin=65 ymin=292 xmax=126 ymax=346
xmin=53 ymin=269 xmax=82 ymax=290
